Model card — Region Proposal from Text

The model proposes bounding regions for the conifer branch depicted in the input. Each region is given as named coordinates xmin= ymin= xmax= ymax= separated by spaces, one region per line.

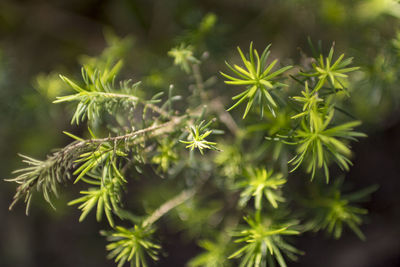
xmin=7 ymin=115 xmax=187 ymax=213
xmin=7 ymin=37 xmax=375 ymax=267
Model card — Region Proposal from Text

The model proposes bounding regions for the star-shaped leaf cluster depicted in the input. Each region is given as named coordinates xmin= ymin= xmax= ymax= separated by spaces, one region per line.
xmin=304 ymin=180 xmax=378 ymax=240
xmin=237 ymin=168 xmax=286 ymax=209
xmin=180 ymin=120 xmax=218 ymax=155
xmin=229 ymin=216 xmax=302 ymax=267
xmin=221 ymin=43 xmax=292 ymax=118
xmin=101 ymin=225 xmax=161 ymax=267
xmin=301 ymin=46 xmax=359 ymax=92
xmin=290 ymin=110 xmax=366 ymax=181
xmin=291 ymin=81 xmax=323 ymax=120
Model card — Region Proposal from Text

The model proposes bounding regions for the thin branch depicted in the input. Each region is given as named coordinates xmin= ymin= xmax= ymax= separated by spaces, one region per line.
xmin=63 ymin=115 xmax=187 ymax=154
xmin=142 ymin=172 xmax=210 ymax=227
xmin=191 ymin=63 xmax=239 ymax=134
xmin=6 ymin=115 xmax=188 ymax=213
xmin=142 ymin=188 xmax=196 ymax=227
xmin=192 ymin=63 xmax=207 ymax=101
xmin=208 ymin=98 xmax=239 ymax=135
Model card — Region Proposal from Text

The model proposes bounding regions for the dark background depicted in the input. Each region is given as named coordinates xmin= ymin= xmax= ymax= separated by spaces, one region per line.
xmin=0 ymin=0 xmax=400 ymax=266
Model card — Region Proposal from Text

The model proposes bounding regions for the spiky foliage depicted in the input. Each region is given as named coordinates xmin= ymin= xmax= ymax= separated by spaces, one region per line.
xmin=188 ymin=234 xmax=233 ymax=267
xmin=102 ymin=225 xmax=161 ymax=267
xmin=151 ymin=139 xmax=178 ymax=172
xmin=289 ymin=110 xmax=366 ymax=181
xmin=71 ymin=133 xmax=127 ymax=184
xmin=67 ymin=166 xmax=126 ymax=227
xmin=301 ymin=45 xmax=360 ymax=92
xmin=263 ymin=43 xmax=364 ymax=181
xmin=237 ymin=167 xmax=286 ymax=209
xmin=55 ymin=64 xmax=141 ymax=124
xmin=229 ymin=216 xmax=302 ymax=267
xmin=304 ymin=180 xmax=378 ymax=240
xmin=221 ymin=43 xmax=292 ymax=118
xmin=214 ymin=142 xmax=243 ymax=178
xmin=180 ymin=120 xmax=219 ymax=154
xmin=7 ymin=54 xmax=188 ymax=221
xmin=6 ymin=153 xmax=75 ymax=214
xmin=168 ymin=44 xmax=200 ymax=73
xmin=7 ymin=36 xmax=375 ymax=267
xmin=290 ymin=81 xmax=323 ymax=120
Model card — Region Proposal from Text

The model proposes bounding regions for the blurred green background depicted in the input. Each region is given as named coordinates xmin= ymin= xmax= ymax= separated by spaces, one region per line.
xmin=1 ymin=0 xmax=400 ymax=266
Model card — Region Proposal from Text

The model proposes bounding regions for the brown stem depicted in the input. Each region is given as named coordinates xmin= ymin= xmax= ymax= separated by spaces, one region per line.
xmin=208 ymin=98 xmax=239 ymax=135
xmin=191 ymin=63 xmax=207 ymax=101
xmin=142 ymin=174 xmax=210 ymax=227
xmin=191 ymin=64 xmax=239 ymax=135
xmin=142 ymin=188 xmax=196 ymax=227
xmin=63 ymin=115 xmax=187 ymax=154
